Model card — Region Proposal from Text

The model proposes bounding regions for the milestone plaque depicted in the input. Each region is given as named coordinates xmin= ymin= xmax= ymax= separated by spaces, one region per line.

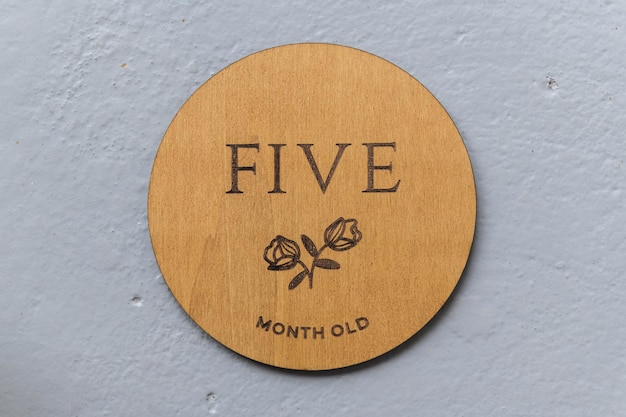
xmin=148 ymin=43 xmax=475 ymax=370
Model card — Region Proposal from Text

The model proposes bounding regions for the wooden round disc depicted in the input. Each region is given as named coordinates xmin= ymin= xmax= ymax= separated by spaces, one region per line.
xmin=148 ymin=44 xmax=475 ymax=370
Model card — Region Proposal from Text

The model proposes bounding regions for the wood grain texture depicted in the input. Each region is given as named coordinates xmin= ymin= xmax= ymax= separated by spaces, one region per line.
xmin=148 ymin=43 xmax=476 ymax=370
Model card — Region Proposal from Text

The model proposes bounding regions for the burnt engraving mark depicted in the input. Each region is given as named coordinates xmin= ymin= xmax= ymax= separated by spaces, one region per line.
xmin=297 ymin=143 xmax=351 ymax=194
xmin=362 ymin=142 xmax=401 ymax=193
xmin=226 ymin=142 xmax=400 ymax=194
xmin=268 ymin=144 xmax=286 ymax=194
xmin=226 ymin=143 xmax=259 ymax=194
xmin=263 ymin=217 xmax=362 ymax=290
xmin=257 ymin=316 xmax=369 ymax=339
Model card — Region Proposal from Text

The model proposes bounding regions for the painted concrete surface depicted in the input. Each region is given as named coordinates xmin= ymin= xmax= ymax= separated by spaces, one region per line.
xmin=1 ymin=1 xmax=625 ymax=415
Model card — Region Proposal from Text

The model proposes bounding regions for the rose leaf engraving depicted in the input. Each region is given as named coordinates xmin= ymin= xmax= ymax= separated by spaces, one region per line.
xmin=289 ymin=270 xmax=309 ymax=290
xmin=301 ymin=234 xmax=318 ymax=257
xmin=314 ymin=259 xmax=340 ymax=270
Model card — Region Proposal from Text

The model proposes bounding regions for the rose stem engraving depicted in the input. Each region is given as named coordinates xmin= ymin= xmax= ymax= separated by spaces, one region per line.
xmin=263 ymin=217 xmax=362 ymax=290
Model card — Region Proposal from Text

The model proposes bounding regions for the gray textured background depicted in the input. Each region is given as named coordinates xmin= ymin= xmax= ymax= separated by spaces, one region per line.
xmin=2 ymin=1 xmax=625 ymax=415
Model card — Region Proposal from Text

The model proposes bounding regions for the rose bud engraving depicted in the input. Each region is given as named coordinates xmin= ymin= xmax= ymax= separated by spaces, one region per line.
xmin=264 ymin=235 xmax=301 ymax=271
xmin=324 ymin=217 xmax=362 ymax=251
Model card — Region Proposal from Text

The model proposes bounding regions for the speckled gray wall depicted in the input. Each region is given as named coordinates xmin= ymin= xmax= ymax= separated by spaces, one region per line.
xmin=2 ymin=1 xmax=625 ymax=415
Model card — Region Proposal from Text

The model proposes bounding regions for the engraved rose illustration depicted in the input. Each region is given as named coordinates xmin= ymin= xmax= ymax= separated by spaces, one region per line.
xmin=263 ymin=235 xmax=301 ymax=271
xmin=324 ymin=217 xmax=362 ymax=251
xmin=263 ymin=217 xmax=362 ymax=290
